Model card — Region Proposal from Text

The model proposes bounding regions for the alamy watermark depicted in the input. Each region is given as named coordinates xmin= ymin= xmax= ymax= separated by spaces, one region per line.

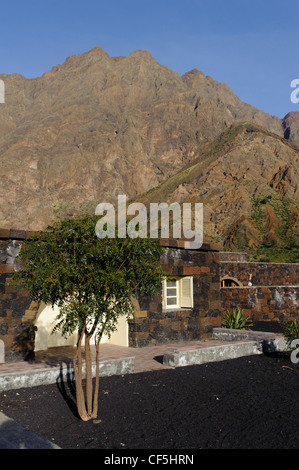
xmin=95 ymin=195 xmax=203 ymax=249
xmin=0 ymin=80 xmax=4 ymax=103
xmin=291 ymin=79 xmax=299 ymax=104
xmin=291 ymin=340 xmax=299 ymax=364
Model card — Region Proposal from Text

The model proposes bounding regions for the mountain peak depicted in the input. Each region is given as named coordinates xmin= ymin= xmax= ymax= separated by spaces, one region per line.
xmin=283 ymin=111 xmax=299 ymax=120
xmin=0 ymin=47 xmax=298 ymax=234
xmin=182 ymin=68 xmax=205 ymax=78
xmin=129 ymin=49 xmax=154 ymax=58
xmin=62 ymin=46 xmax=111 ymax=69
xmin=87 ymin=45 xmax=110 ymax=56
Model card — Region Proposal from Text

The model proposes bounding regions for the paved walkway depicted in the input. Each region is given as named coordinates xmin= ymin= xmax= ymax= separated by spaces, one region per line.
xmin=0 ymin=330 xmax=285 ymax=381
xmin=0 ymin=339 xmax=224 ymax=378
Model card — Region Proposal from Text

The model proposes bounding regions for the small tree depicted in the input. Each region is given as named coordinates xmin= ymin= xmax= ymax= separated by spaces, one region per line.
xmin=12 ymin=215 xmax=165 ymax=421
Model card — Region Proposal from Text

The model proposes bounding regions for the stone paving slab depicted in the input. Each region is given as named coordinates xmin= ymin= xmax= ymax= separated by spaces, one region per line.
xmin=0 ymin=412 xmax=60 ymax=449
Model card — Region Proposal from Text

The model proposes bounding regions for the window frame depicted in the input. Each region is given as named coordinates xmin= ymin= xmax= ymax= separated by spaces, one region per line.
xmin=163 ymin=277 xmax=180 ymax=309
xmin=162 ymin=276 xmax=193 ymax=310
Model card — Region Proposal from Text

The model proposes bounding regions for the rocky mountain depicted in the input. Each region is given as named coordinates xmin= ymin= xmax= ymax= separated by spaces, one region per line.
xmin=0 ymin=46 xmax=298 ymax=257
xmin=136 ymin=121 xmax=299 ymax=261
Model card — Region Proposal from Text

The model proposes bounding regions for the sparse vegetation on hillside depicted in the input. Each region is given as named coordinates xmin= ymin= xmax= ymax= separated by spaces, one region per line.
xmin=240 ymin=195 xmax=299 ymax=263
xmin=134 ymin=123 xmax=299 ymax=262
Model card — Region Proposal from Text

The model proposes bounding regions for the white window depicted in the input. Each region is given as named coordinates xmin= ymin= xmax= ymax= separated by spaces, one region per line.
xmin=162 ymin=277 xmax=193 ymax=310
xmin=164 ymin=278 xmax=180 ymax=309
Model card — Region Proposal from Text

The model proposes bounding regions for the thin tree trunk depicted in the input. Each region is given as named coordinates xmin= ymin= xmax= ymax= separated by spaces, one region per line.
xmin=91 ymin=339 xmax=101 ymax=419
xmin=73 ymin=327 xmax=89 ymax=421
xmin=85 ymin=333 xmax=93 ymax=417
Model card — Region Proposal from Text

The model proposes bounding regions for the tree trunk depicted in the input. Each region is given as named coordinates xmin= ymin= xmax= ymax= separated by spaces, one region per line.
xmin=85 ymin=333 xmax=93 ymax=417
xmin=91 ymin=340 xmax=101 ymax=419
xmin=73 ymin=328 xmax=90 ymax=421
xmin=73 ymin=326 xmax=102 ymax=421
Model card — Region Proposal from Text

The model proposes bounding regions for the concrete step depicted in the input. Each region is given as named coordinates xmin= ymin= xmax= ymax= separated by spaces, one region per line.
xmin=163 ymin=328 xmax=288 ymax=368
xmin=163 ymin=340 xmax=263 ymax=368
xmin=212 ymin=328 xmax=287 ymax=354
xmin=0 ymin=356 xmax=134 ymax=392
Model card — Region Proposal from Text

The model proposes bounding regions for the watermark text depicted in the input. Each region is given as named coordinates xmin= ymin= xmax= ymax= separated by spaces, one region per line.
xmin=291 ymin=79 xmax=299 ymax=104
xmin=95 ymin=195 xmax=203 ymax=249
xmin=0 ymin=80 xmax=4 ymax=103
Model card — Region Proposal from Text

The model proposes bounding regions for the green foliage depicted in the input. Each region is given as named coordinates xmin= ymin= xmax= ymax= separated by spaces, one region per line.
xmin=238 ymin=195 xmax=299 ymax=263
xmin=221 ymin=308 xmax=253 ymax=330
xmin=280 ymin=314 xmax=299 ymax=350
xmin=52 ymin=200 xmax=99 ymax=221
xmin=12 ymin=214 xmax=166 ymax=342
xmin=12 ymin=214 xmax=167 ymax=420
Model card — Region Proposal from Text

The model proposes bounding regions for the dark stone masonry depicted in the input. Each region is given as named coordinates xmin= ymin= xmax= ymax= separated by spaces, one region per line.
xmin=129 ymin=239 xmax=222 ymax=347
xmin=0 ymin=230 xmax=40 ymax=362
xmin=219 ymin=252 xmax=299 ymax=324
xmin=220 ymin=257 xmax=299 ymax=287
xmin=0 ymin=230 xmax=298 ymax=361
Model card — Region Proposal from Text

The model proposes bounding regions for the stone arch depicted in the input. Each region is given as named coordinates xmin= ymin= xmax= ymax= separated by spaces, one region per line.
xmin=220 ymin=276 xmax=243 ymax=287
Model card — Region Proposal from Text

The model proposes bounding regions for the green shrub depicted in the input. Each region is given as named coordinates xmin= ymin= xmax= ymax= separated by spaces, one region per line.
xmin=280 ymin=314 xmax=299 ymax=350
xmin=221 ymin=308 xmax=253 ymax=330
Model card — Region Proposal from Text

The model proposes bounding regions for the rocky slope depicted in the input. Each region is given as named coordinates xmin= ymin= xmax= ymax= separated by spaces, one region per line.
xmin=136 ymin=122 xmax=299 ymax=261
xmin=0 ymin=46 xmax=298 ymax=249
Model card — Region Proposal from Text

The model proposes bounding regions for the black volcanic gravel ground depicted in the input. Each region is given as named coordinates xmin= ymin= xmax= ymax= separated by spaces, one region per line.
xmin=1 ymin=353 xmax=299 ymax=450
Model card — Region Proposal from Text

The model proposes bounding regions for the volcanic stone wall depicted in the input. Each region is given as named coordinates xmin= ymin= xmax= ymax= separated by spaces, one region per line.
xmin=221 ymin=286 xmax=299 ymax=322
xmin=220 ymin=252 xmax=299 ymax=322
xmin=1 ymin=232 xmax=223 ymax=358
xmin=219 ymin=252 xmax=248 ymax=263
xmin=1 ymin=228 xmax=298 ymax=361
xmin=220 ymin=257 xmax=299 ymax=287
xmin=129 ymin=240 xmax=222 ymax=347
xmin=0 ymin=230 xmax=39 ymax=362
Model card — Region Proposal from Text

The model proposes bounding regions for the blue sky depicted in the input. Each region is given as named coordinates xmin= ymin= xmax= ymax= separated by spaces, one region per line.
xmin=0 ymin=0 xmax=298 ymax=118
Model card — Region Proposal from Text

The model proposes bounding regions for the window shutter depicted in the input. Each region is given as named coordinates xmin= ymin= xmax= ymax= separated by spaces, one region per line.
xmin=180 ymin=276 xmax=193 ymax=308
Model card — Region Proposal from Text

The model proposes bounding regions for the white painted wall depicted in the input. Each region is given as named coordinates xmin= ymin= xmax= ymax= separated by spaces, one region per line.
xmin=34 ymin=302 xmax=129 ymax=351
xmin=34 ymin=303 xmax=76 ymax=351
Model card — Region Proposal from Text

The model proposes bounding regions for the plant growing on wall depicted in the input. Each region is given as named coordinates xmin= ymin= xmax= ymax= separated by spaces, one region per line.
xmin=280 ymin=314 xmax=299 ymax=351
xmin=12 ymin=215 xmax=165 ymax=421
xmin=221 ymin=308 xmax=253 ymax=330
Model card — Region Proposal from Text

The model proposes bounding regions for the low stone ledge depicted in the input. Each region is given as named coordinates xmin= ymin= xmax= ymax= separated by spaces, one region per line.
xmin=163 ymin=341 xmax=262 ymax=368
xmin=212 ymin=327 xmax=280 ymax=342
xmin=0 ymin=356 xmax=135 ymax=392
xmin=0 ymin=229 xmax=41 ymax=240
xmin=212 ymin=328 xmax=287 ymax=354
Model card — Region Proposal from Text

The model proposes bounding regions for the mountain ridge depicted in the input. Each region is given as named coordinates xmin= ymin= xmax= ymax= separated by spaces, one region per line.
xmin=0 ymin=46 xmax=298 ymax=258
xmin=134 ymin=121 xmax=299 ymax=260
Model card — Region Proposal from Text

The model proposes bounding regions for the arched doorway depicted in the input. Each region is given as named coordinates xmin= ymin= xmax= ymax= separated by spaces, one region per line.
xmin=220 ymin=277 xmax=242 ymax=287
